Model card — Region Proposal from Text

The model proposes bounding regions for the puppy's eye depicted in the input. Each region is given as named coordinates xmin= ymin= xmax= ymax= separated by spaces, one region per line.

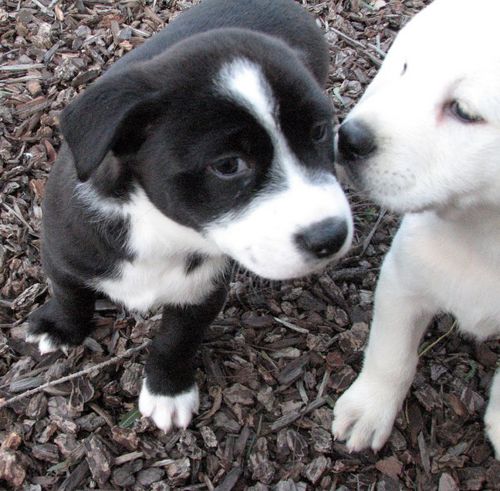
xmin=449 ymin=100 xmax=483 ymax=123
xmin=311 ymin=122 xmax=330 ymax=143
xmin=401 ymin=62 xmax=407 ymax=76
xmin=209 ymin=156 xmax=251 ymax=179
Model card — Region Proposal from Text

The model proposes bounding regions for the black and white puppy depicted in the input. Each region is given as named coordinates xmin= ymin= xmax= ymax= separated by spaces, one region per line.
xmin=28 ymin=0 xmax=353 ymax=432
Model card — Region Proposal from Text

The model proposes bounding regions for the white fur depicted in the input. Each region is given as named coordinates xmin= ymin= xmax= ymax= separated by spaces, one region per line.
xmin=333 ymin=0 xmax=500 ymax=458
xmin=207 ymin=173 xmax=352 ymax=280
xmin=77 ymin=184 xmax=228 ymax=312
xmin=485 ymin=371 xmax=500 ymax=460
xmin=26 ymin=333 xmax=69 ymax=355
xmin=210 ymin=59 xmax=353 ymax=279
xmin=218 ymin=58 xmax=276 ymax=129
xmin=344 ymin=0 xmax=500 ymax=214
xmin=139 ymin=380 xmax=199 ymax=432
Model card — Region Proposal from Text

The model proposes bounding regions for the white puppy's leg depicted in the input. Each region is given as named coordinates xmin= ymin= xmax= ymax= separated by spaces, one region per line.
xmin=485 ymin=368 xmax=500 ymax=458
xmin=332 ymin=250 xmax=435 ymax=452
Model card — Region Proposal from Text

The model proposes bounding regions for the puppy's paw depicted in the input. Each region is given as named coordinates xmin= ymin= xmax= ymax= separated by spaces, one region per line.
xmin=28 ymin=300 xmax=90 ymax=353
xmin=26 ymin=332 xmax=69 ymax=355
xmin=484 ymin=407 xmax=500 ymax=459
xmin=331 ymin=374 xmax=406 ymax=452
xmin=139 ymin=380 xmax=199 ymax=433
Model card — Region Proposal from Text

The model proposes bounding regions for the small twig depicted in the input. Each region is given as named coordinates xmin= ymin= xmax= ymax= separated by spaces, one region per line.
xmin=0 ymin=340 xmax=150 ymax=409
xmin=31 ymin=0 xmax=54 ymax=15
xmin=1 ymin=202 xmax=35 ymax=235
xmin=330 ymin=25 xmax=387 ymax=57
xmin=263 ymin=397 xmax=326 ymax=435
xmin=361 ymin=208 xmax=387 ymax=256
xmin=273 ymin=316 xmax=309 ymax=334
xmin=0 ymin=63 xmax=45 ymax=72
xmin=0 ymin=75 xmax=43 ymax=84
xmin=115 ymin=451 xmax=144 ymax=466
xmin=121 ymin=24 xmax=152 ymax=38
xmin=329 ymin=26 xmax=385 ymax=67
xmin=418 ymin=320 xmax=457 ymax=358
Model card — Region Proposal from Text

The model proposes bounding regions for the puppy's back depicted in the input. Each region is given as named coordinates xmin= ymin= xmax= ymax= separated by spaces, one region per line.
xmin=106 ymin=0 xmax=329 ymax=84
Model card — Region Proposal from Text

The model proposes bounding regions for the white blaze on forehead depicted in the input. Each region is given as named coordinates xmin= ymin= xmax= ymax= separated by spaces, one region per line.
xmin=217 ymin=58 xmax=310 ymax=184
xmin=217 ymin=58 xmax=276 ymax=129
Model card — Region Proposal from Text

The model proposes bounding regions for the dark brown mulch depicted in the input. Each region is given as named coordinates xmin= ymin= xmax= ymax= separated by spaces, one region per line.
xmin=0 ymin=0 xmax=498 ymax=489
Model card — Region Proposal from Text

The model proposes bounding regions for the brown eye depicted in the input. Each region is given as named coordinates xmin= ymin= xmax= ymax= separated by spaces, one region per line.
xmin=209 ymin=156 xmax=251 ymax=179
xmin=449 ymin=100 xmax=483 ymax=123
xmin=311 ymin=122 xmax=330 ymax=143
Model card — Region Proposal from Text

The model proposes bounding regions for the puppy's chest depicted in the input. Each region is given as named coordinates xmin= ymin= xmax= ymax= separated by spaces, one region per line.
xmin=95 ymin=253 xmax=227 ymax=312
xmin=405 ymin=219 xmax=500 ymax=339
xmin=442 ymin=264 xmax=500 ymax=339
xmin=88 ymin=187 xmax=227 ymax=311
xmin=441 ymin=268 xmax=500 ymax=338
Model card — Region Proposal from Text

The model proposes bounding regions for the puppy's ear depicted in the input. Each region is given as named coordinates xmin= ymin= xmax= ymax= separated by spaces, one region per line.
xmin=60 ymin=73 xmax=160 ymax=182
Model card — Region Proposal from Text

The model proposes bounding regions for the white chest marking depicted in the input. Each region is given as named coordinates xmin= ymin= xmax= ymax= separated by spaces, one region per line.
xmin=77 ymin=184 xmax=227 ymax=311
xmin=97 ymin=254 xmax=226 ymax=312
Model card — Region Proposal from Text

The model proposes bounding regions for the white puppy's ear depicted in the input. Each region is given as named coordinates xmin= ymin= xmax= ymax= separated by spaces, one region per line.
xmin=60 ymin=73 xmax=163 ymax=182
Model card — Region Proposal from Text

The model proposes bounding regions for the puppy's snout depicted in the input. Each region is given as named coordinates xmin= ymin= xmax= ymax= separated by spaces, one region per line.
xmin=337 ymin=119 xmax=376 ymax=162
xmin=295 ymin=218 xmax=348 ymax=259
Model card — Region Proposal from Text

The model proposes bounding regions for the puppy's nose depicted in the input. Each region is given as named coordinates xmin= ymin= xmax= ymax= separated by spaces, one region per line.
xmin=337 ymin=119 xmax=376 ymax=162
xmin=295 ymin=218 xmax=348 ymax=259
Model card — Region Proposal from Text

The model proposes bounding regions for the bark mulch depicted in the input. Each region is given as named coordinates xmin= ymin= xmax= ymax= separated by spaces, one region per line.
xmin=0 ymin=0 xmax=498 ymax=489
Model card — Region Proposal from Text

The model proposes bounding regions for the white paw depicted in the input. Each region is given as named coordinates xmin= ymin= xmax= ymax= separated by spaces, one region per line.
xmin=139 ymin=380 xmax=199 ymax=433
xmin=26 ymin=333 xmax=69 ymax=355
xmin=484 ymin=407 xmax=500 ymax=459
xmin=332 ymin=374 xmax=407 ymax=452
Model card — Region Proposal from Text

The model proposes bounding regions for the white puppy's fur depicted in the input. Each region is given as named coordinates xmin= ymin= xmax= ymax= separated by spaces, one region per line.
xmin=332 ymin=0 xmax=500 ymax=458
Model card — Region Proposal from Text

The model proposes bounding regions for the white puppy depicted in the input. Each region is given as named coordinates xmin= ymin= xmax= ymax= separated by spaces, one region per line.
xmin=332 ymin=0 xmax=500 ymax=458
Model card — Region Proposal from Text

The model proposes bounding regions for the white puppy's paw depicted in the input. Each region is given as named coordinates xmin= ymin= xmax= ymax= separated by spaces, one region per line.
xmin=484 ymin=408 xmax=500 ymax=459
xmin=139 ymin=381 xmax=199 ymax=433
xmin=332 ymin=374 xmax=406 ymax=452
xmin=26 ymin=333 xmax=69 ymax=355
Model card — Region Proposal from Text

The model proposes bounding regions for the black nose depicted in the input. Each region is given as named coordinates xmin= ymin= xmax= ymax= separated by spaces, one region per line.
xmin=337 ymin=119 xmax=376 ymax=162
xmin=295 ymin=218 xmax=348 ymax=259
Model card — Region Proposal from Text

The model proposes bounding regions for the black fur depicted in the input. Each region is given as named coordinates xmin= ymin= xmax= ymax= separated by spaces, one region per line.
xmin=185 ymin=253 xmax=206 ymax=275
xmin=145 ymin=286 xmax=227 ymax=395
xmin=30 ymin=0 xmax=332 ymax=409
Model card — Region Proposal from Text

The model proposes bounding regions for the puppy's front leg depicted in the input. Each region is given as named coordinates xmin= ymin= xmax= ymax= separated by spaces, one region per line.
xmin=28 ymin=281 xmax=96 ymax=354
xmin=332 ymin=250 xmax=435 ymax=452
xmin=485 ymin=368 xmax=500 ymax=458
xmin=139 ymin=285 xmax=226 ymax=432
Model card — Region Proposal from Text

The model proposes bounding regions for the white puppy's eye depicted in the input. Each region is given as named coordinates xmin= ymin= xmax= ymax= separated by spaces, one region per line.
xmin=449 ymin=100 xmax=483 ymax=123
xmin=209 ymin=156 xmax=251 ymax=180
xmin=401 ymin=62 xmax=407 ymax=76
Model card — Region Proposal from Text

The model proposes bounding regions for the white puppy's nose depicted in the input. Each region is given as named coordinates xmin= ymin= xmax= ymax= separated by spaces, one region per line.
xmin=295 ymin=218 xmax=348 ymax=259
xmin=337 ymin=119 xmax=377 ymax=162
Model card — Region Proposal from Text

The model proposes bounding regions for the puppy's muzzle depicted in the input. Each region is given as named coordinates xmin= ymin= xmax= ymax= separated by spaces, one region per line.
xmin=337 ymin=119 xmax=377 ymax=164
xmin=295 ymin=217 xmax=348 ymax=259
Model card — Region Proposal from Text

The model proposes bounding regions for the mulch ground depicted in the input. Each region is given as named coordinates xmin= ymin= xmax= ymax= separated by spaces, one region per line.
xmin=1 ymin=0 xmax=499 ymax=489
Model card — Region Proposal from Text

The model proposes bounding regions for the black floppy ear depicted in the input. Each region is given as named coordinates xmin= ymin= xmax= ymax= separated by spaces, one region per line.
xmin=60 ymin=73 xmax=160 ymax=182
